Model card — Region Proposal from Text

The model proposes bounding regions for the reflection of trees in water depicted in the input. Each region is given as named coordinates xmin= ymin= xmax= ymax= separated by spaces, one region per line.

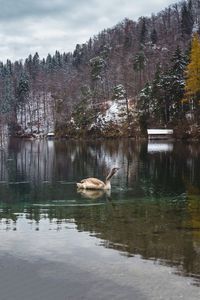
xmin=1 ymin=139 xmax=200 ymax=202
xmin=1 ymin=139 xmax=200 ymax=282
xmin=3 ymin=139 xmax=200 ymax=196
xmin=59 ymin=139 xmax=140 ymax=188
xmin=0 ymin=139 xmax=141 ymax=201
xmin=0 ymin=149 xmax=7 ymax=181
xmin=7 ymin=139 xmax=55 ymax=183
xmin=139 ymin=142 xmax=200 ymax=196
xmin=0 ymin=199 xmax=200 ymax=283
xmin=2 ymin=139 xmax=140 ymax=182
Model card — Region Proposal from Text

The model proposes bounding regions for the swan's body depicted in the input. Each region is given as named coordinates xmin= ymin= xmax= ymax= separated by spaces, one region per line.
xmin=77 ymin=189 xmax=111 ymax=199
xmin=77 ymin=167 xmax=119 ymax=190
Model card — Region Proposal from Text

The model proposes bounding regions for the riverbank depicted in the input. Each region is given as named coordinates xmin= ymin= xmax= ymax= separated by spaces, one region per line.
xmin=11 ymin=121 xmax=200 ymax=141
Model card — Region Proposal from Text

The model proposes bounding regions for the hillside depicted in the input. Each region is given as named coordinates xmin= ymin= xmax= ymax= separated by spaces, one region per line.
xmin=0 ymin=0 xmax=200 ymax=139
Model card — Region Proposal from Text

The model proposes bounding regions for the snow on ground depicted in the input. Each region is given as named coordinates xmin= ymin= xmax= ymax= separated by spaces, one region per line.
xmin=97 ymin=99 xmax=127 ymax=127
xmin=17 ymin=92 xmax=55 ymax=135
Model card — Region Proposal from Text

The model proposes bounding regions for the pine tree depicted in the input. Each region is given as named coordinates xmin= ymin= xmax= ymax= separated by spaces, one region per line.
xmin=17 ymin=73 xmax=30 ymax=106
xmin=139 ymin=83 xmax=152 ymax=116
xmin=181 ymin=0 xmax=194 ymax=36
xmin=139 ymin=65 xmax=163 ymax=123
xmin=0 ymin=63 xmax=15 ymax=115
xmin=169 ymin=46 xmax=187 ymax=117
xmin=73 ymin=44 xmax=83 ymax=68
xmin=112 ymin=84 xmax=126 ymax=100
xmin=46 ymin=54 xmax=53 ymax=72
xmin=90 ymin=56 xmax=106 ymax=81
xmin=138 ymin=83 xmax=152 ymax=133
xmin=133 ymin=51 xmax=147 ymax=90
xmin=32 ymin=52 xmax=40 ymax=80
xmin=139 ymin=17 xmax=147 ymax=46
xmin=72 ymin=85 xmax=95 ymax=131
xmin=150 ymin=28 xmax=158 ymax=45
xmin=148 ymin=66 xmax=171 ymax=124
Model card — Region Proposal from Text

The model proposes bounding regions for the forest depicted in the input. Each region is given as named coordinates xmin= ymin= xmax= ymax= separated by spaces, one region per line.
xmin=0 ymin=0 xmax=200 ymax=140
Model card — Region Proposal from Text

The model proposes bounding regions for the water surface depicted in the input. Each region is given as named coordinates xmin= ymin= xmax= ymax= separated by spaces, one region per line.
xmin=0 ymin=138 xmax=200 ymax=299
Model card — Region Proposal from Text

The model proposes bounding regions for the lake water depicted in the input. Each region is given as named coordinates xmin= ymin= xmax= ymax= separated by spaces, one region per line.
xmin=0 ymin=138 xmax=200 ymax=299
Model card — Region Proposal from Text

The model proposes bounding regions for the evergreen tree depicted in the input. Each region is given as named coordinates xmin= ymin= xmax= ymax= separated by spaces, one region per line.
xmin=150 ymin=28 xmax=158 ymax=45
xmin=72 ymin=85 xmax=95 ymax=130
xmin=139 ymin=83 xmax=152 ymax=116
xmin=90 ymin=56 xmax=106 ymax=81
xmin=138 ymin=83 xmax=152 ymax=132
xmin=24 ymin=54 xmax=33 ymax=76
xmin=143 ymin=65 xmax=170 ymax=125
xmin=46 ymin=54 xmax=53 ymax=72
xmin=123 ymin=19 xmax=133 ymax=49
xmin=168 ymin=46 xmax=187 ymax=117
xmin=138 ymin=46 xmax=187 ymax=126
xmin=17 ymin=72 xmax=30 ymax=107
xmin=54 ymin=51 xmax=62 ymax=68
xmin=181 ymin=0 xmax=194 ymax=36
xmin=112 ymin=84 xmax=126 ymax=100
xmin=139 ymin=17 xmax=147 ymax=45
xmin=73 ymin=44 xmax=83 ymax=68
xmin=133 ymin=51 xmax=147 ymax=90
xmin=32 ymin=52 xmax=40 ymax=80
xmin=133 ymin=51 xmax=147 ymax=72
xmin=0 ymin=63 xmax=15 ymax=114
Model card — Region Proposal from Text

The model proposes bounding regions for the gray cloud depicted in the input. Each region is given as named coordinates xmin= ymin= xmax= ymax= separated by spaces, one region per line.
xmin=0 ymin=0 xmax=73 ymax=20
xmin=0 ymin=0 xmax=176 ymax=61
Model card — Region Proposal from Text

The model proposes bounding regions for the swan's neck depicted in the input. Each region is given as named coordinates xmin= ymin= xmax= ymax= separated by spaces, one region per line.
xmin=104 ymin=180 xmax=111 ymax=190
xmin=104 ymin=170 xmax=115 ymax=189
xmin=106 ymin=170 xmax=115 ymax=181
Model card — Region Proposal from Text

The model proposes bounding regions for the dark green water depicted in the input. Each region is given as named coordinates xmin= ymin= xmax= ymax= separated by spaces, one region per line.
xmin=0 ymin=138 xmax=200 ymax=288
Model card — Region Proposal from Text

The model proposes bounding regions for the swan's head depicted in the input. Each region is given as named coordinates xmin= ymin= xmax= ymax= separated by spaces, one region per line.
xmin=111 ymin=167 xmax=120 ymax=175
xmin=106 ymin=167 xmax=120 ymax=181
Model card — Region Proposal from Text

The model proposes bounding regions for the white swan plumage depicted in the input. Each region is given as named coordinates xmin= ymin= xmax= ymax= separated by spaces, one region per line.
xmin=77 ymin=167 xmax=119 ymax=190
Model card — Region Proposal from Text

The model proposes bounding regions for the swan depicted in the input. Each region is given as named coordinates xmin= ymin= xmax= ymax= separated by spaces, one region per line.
xmin=76 ymin=167 xmax=119 ymax=190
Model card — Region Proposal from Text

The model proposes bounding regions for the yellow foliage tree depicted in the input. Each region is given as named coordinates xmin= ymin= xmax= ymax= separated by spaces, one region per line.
xmin=185 ymin=33 xmax=200 ymax=100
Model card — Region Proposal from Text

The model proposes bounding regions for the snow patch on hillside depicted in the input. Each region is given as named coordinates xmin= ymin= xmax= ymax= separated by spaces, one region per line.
xmin=17 ymin=92 xmax=55 ymax=136
xmin=96 ymin=99 xmax=127 ymax=128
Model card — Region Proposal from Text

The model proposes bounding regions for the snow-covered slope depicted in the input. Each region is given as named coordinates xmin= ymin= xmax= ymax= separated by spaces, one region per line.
xmin=96 ymin=99 xmax=128 ymax=128
xmin=16 ymin=92 xmax=55 ymax=136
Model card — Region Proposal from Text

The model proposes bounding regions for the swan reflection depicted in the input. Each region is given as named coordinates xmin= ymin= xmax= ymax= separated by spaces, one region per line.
xmin=77 ymin=189 xmax=111 ymax=200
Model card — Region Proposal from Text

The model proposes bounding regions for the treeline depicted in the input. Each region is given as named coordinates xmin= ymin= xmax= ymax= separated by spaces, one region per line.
xmin=0 ymin=0 xmax=200 ymax=137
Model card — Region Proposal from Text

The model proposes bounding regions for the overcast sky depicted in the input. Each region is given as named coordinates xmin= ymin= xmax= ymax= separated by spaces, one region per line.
xmin=0 ymin=0 xmax=177 ymax=62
